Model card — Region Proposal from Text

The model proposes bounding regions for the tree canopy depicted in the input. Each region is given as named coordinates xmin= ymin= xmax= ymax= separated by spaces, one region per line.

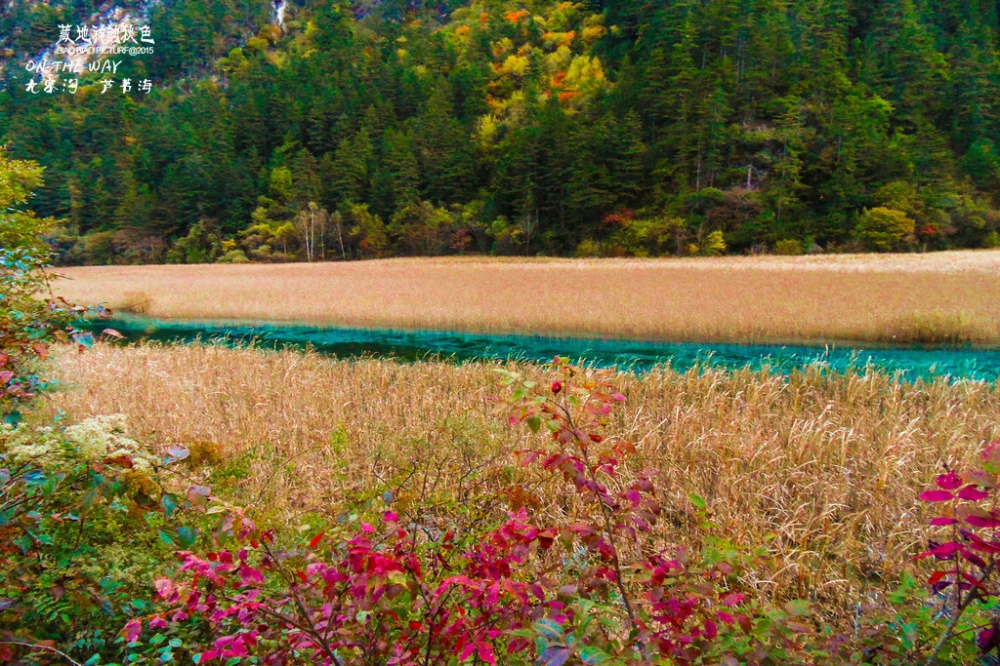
xmin=4 ymin=0 xmax=1000 ymax=262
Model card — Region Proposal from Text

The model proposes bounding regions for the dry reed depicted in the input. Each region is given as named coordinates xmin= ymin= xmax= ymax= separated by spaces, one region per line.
xmin=55 ymin=252 xmax=1000 ymax=344
xmin=47 ymin=342 xmax=1000 ymax=609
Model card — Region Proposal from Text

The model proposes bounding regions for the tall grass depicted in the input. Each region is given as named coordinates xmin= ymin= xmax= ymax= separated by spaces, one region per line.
xmin=56 ymin=252 xmax=1000 ymax=344
xmin=48 ymin=342 xmax=1000 ymax=610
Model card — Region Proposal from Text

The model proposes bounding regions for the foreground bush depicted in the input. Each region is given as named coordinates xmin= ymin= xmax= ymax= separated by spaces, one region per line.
xmin=0 ymin=415 xmax=215 ymax=663
xmin=125 ymin=359 xmax=819 ymax=663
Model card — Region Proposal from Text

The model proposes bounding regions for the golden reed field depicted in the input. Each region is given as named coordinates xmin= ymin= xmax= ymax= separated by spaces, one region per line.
xmin=49 ymin=343 xmax=1000 ymax=609
xmin=56 ymin=250 xmax=1000 ymax=344
xmin=43 ymin=252 xmax=1000 ymax=612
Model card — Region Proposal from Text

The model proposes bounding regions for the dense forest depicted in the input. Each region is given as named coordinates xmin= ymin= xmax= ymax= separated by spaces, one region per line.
xmin=4 ymin=0 xmax=1000 ymax=263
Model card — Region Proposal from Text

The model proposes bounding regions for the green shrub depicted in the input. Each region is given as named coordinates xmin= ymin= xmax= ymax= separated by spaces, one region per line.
xmin=774 ymin=238 xmax=804 ymax=255
xmin=574 ymin=238 xmax=601 ymax=257
xmin=855 ymin=207 xmax=916 ymax=252
xmin=216 ymin=248 xmax=250 ymax=263
xmin=0 ymin=417 xmax=211 ymax=663
xmin=703 ymin=229 xmax=727 ymax=256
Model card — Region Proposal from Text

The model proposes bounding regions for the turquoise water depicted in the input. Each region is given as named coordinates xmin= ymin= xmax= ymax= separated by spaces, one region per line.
xmin=83 ymin=316 xmax=1000 ymax=383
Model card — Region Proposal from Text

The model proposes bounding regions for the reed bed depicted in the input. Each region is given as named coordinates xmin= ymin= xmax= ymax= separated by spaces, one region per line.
xmin=47 ymin=342 xmax=1000 ymax=609
xmin=56 ymin=252 xmax=1000 ymax=344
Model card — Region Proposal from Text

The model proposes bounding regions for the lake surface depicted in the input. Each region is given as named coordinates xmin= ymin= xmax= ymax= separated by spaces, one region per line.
xmin=84 ymin=316 xmax=1000 ymax=383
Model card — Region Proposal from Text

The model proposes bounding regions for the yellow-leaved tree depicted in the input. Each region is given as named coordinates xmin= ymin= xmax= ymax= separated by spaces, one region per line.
xmin=0 ymin=150 xmax=54 ymax=254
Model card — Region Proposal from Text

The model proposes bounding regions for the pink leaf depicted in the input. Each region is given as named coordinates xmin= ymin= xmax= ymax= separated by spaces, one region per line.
xmin=704 ymin=619 xmax=718 ymax=639
xmin=936 ymin=471 xmax=963 ymax=490
xmin=123 ymin=619 xmax=141 ymax=643
xmin=959 ymin=485 xmax=990 ymax=501
xmin=929 ymin=516 xmax=959 ymax=526
xmin=919 ymin=490 xmax=955 ymax=502
xmin=478 ymin=643 xmax=497 ymax=665
xmin=611 ymin=393 xmax=626 ymax=402
xmin=361 ymin=522 xmax=375 ymax=533
xmin=926 ymin=542 xmax=962 ymax=559
xmin=154 ymin=577 xmax=174 ymax=599
xmin=458 ymin=643 xmax=476 ymax=662
xmin=966 ymin=514 xmax=1000 ymax=529
xmin=187 ymin=485 xmax=211 ymax=505
xmin=721 ymin=593 xmax=746 ymax=607
xmin=384 ymin=511 xmax=399 ymax=523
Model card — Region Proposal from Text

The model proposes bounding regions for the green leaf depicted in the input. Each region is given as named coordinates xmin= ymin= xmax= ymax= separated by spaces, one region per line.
xmin=84 ymin=655 xmax=101 ymax=666
xmin=225 ymin=659 xmax=241 ymax=666
xmin=526 ymin=415 xmax=542 ymax=434
xmin=785 ymin=599 xmax=811 ymax=616
xmin=533 ymin=618 xmax=565 ymax=641
xmin=688 ymin=493 xmax=707 ymax=510
xmin=158 ymin=530 xmax=176 ymax=547
xmin=161 ymin=494 xmax=179 ymax=519
xmin=580 ymin=646 xmax=611 ymax=664
xmin=177 ymin=526 xmax=196 ymax=547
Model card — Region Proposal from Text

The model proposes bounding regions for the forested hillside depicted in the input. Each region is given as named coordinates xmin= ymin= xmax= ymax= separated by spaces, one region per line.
xmin=5 ymin=0 xmax=1000 ymax=263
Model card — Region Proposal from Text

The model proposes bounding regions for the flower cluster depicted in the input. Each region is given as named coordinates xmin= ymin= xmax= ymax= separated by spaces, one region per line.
xmin=2 ymin=414 xmax=158 ymax=472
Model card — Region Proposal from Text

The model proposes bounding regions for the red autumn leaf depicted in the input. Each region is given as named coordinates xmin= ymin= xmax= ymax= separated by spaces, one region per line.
xmin=961 ymin=549 xmax=988 ymax=568
xmin=918 ymin=542 xmax=961 ymax=560
xmin=929 ymin=516 xmax=959 ymax=526
xmin=965 ymin=514 xmax=1000 ymax=529
xmin=978 ymin=626 xmax=1000 ymax=653
xmin=704 ymin=619 xmax=718 ymax=639
xmin=478 ymin=642 xmax=497 ymax=665
xmin=964 ymin=531 xmax=1000 ymax=553
xmin=123 ymin=619 xmax=141 ymax=643
xmin=537 ymin=528 xmax=556 ymax=550
xmin=928 ymin=571 xmax=947 ymax=586
xmin=31 ymin=343 xmax=48 ymax=360
xmin=721 ymin=592 xmax=746 ymax=607
xmin=105 ymin=454 xmax=134 ymax=468
xmin=936 ymin=471 xmax=962 ymax=490
xmin=959 ymin=485 xmax=990 ymax=501
xmin=309 ymin=532 xmax=325 ymax=549
xmin=919 ymin=490 xmax=955 ymax=502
